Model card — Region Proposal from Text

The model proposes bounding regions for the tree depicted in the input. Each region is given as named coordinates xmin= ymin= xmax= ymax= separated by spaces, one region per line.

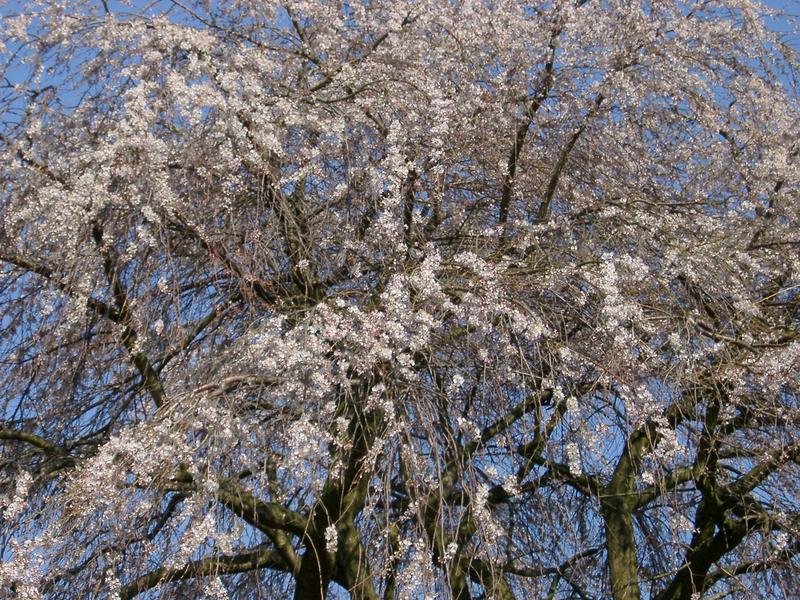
xmin=0 ymin=0 xmax=798 ymax=598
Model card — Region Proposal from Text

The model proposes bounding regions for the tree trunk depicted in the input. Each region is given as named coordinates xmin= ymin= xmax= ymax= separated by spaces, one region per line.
xmin=294 ymin=537 xmax=335 ymax=600
xmin=602 ymin=498 xmax=641 ymax=600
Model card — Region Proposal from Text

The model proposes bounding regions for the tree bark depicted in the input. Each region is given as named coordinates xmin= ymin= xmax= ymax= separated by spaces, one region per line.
xmin=602 ymin=497 xmax=641 ymax=600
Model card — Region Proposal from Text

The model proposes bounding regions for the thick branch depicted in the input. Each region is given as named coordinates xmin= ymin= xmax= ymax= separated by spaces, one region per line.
xmin=0 ymin=428 xmax=67 ymax=455
xmin=0 ymin=252 xmax=121 ymax=322
xmin=535 ymin=94 xmax=603 ymax=222
xmin=92 ymin=222 xmax=167 ymax=407
xmin=497 ymin=34 xmax=558 ymax=234
xmin=119 ymin=544 xmax=287 ymax=599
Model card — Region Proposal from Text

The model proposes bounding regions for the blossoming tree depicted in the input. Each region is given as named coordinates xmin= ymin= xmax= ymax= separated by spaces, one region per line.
xmin=1 ymin=0 xmax=798 ymax=598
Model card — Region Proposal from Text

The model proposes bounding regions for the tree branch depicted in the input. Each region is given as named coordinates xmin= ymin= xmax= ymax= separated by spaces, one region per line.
xmin=119 ymin=544 xmax=288 ymax=599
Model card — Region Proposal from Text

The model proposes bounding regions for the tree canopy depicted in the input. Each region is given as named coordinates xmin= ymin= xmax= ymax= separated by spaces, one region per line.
xmin=0 ymin=1 xmax=799 ymax=598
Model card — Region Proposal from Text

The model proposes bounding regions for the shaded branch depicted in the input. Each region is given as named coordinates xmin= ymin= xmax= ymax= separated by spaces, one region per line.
xmin=119 ymin=544 xmax=288 ymax=599
xmin=0 ymin=428 xmax=67 ymax=456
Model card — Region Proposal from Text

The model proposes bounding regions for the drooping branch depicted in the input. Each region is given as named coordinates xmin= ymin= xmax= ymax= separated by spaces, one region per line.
xmin=155 ymin=303 xmax=228 ymax=372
